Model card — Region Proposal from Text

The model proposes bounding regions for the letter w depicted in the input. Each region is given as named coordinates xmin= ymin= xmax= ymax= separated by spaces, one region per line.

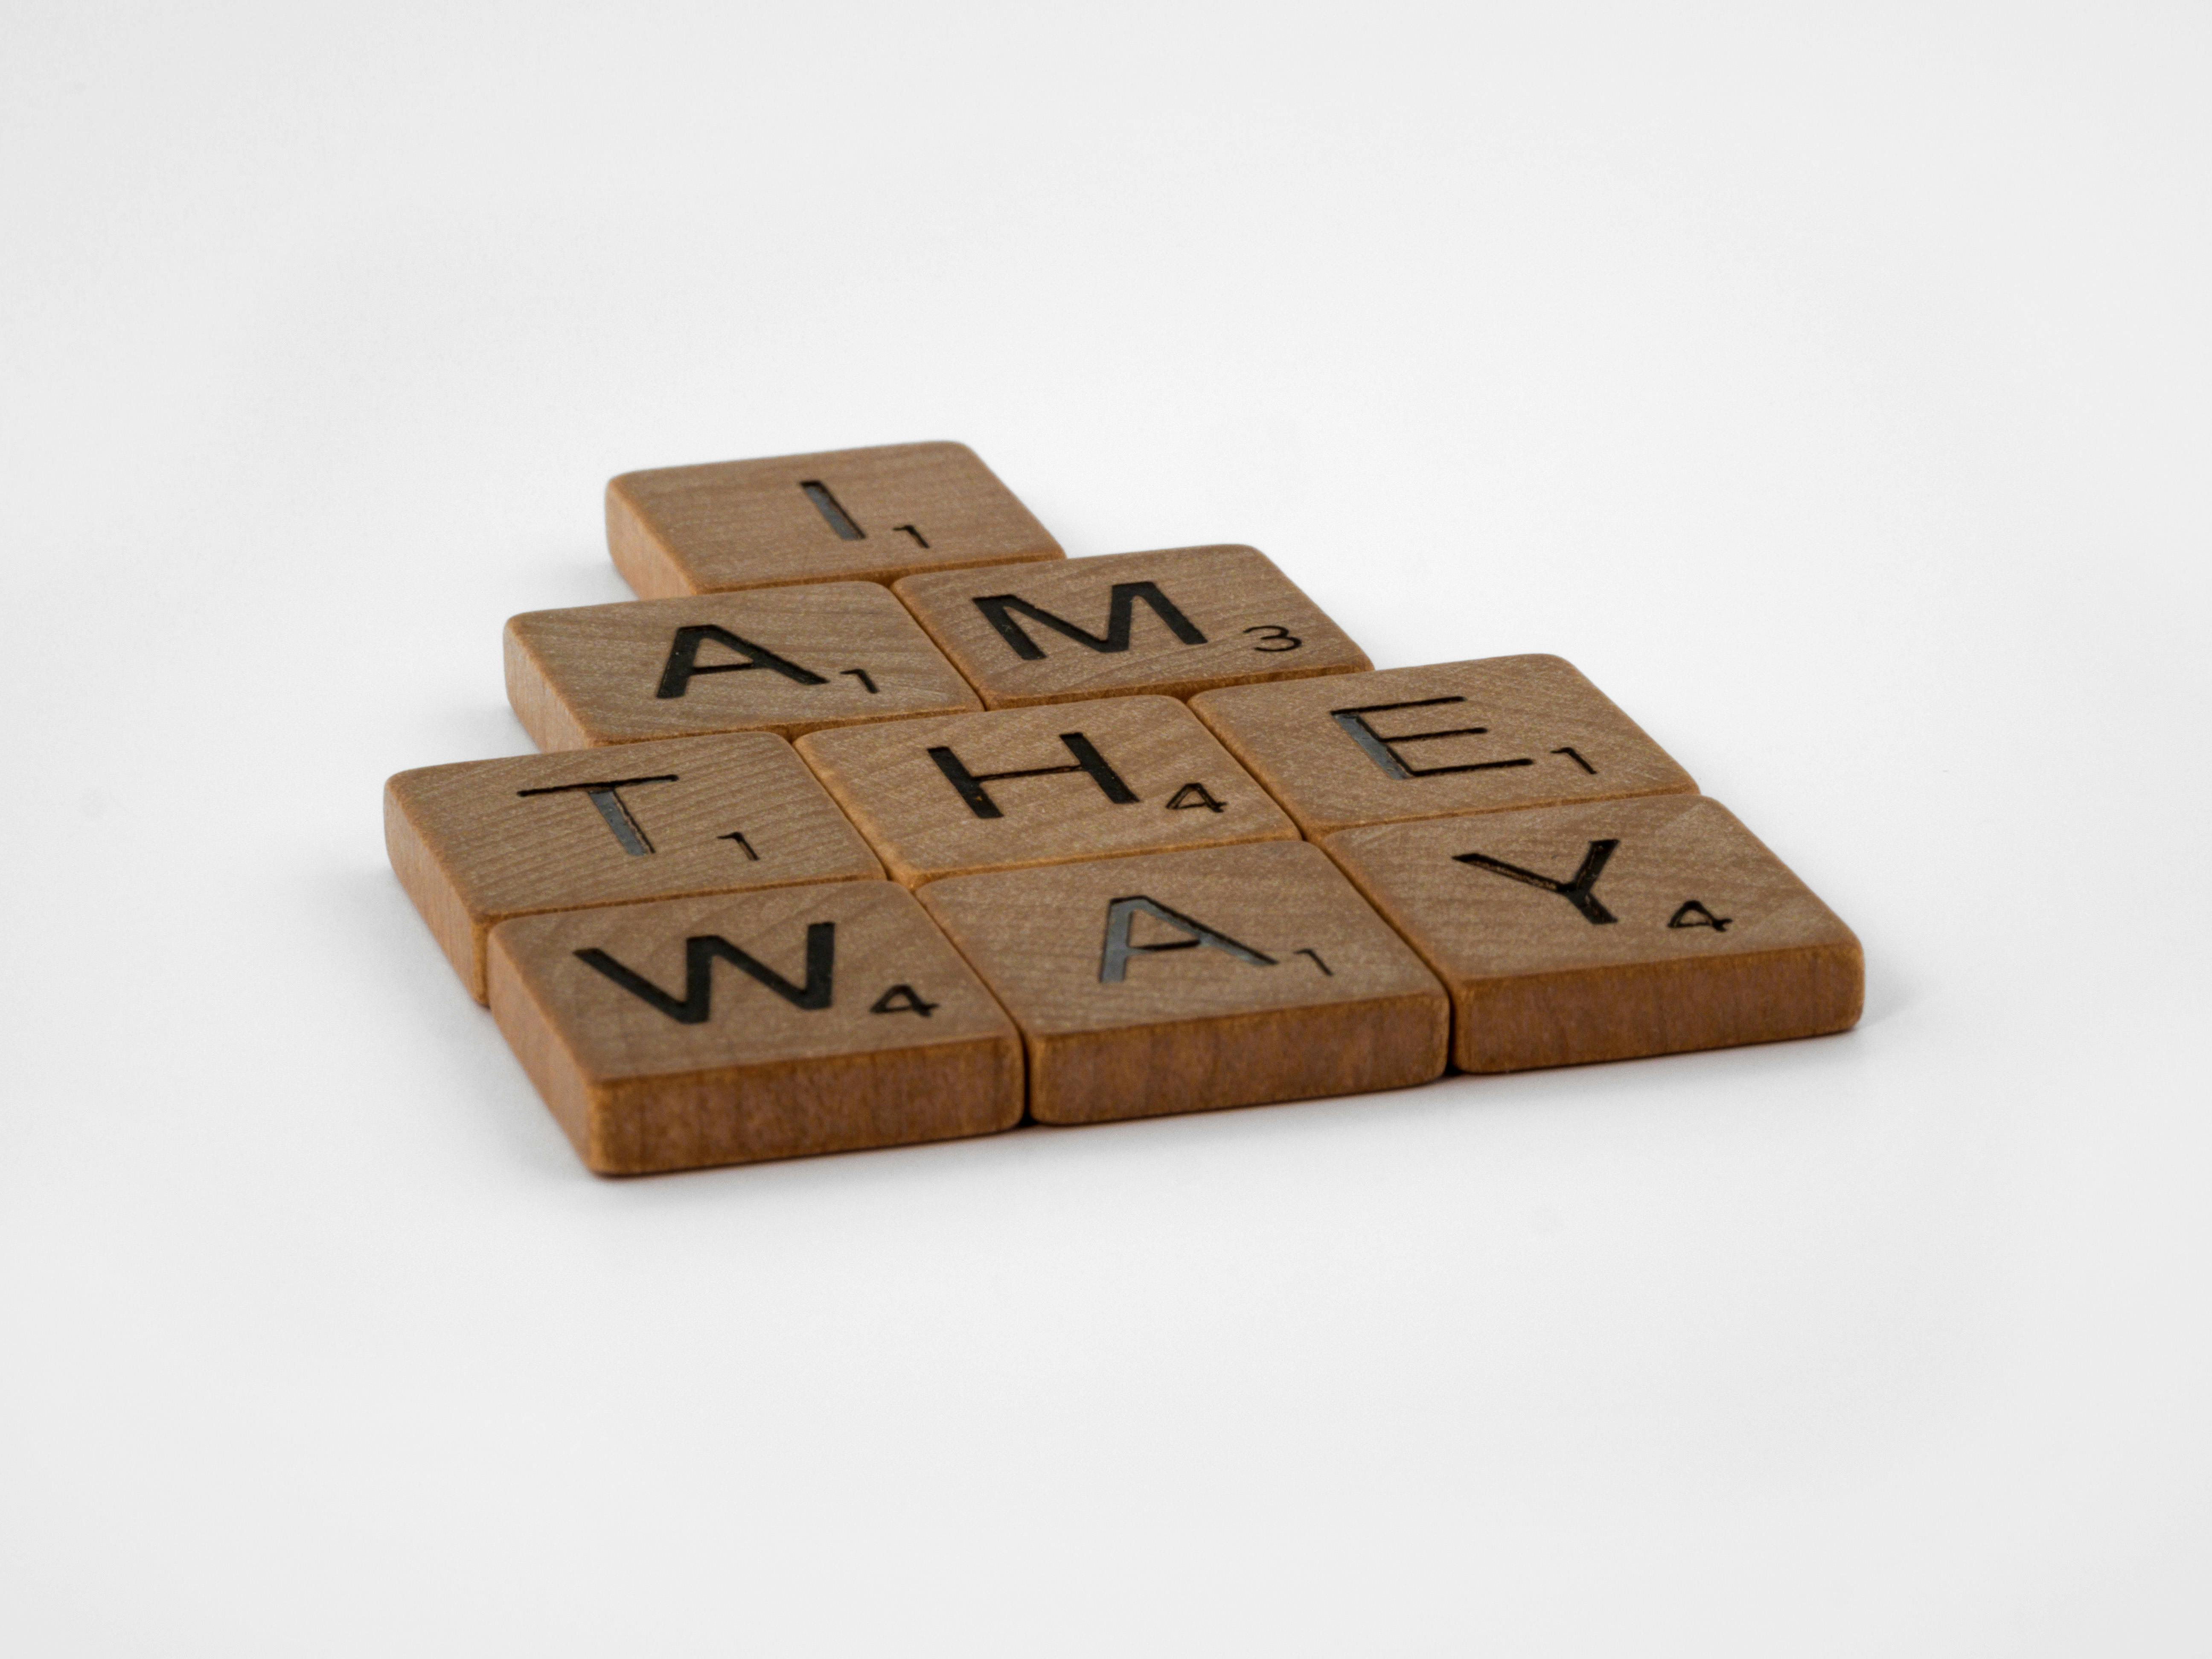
xmin=574 ymin=923 xmax=836 ymax=1023
xmin=971 ymin=582 xmax=1208 ymax=661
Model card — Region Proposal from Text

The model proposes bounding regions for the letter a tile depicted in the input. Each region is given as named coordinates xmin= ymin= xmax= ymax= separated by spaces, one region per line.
xmin=795 ymin=696 xmax=1298 ymax=886
xmin=1322 ymin=796 xmax=1862 ymax=1072
xmin=919 ymin=842 xmax=1448 ymax=1124
xmin=505 ymin=582 xmax=980 ymax=749
xmin=385 ymin=732 xmax=883 ymax=1001
xmin=1189 ymin=655 xmax=1698 ymax=837
xmin=489 ymin=882 xmax=1023 ymax=1174
xmin=606 ymin=441 xmax=1063 ymax=598
xmin=893 ymin=544 xmax=1371 ymax=707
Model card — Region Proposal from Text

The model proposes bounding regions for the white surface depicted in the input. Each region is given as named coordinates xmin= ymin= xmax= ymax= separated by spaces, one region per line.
xmin=4 ymin=3 xmax=2207 ymax=1653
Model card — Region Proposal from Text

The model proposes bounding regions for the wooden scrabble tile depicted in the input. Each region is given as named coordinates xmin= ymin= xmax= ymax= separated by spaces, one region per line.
xmin=795 ymin=696 xmax=1298 ymax=887
xmin=385 ymin=732 xmax=883 ymax=1002
xmin=1189 ymin=655 xmax=1699 ymax=838
xmin=504 ymin=582 xmax=981 ymax=750
xmin=918 ymin=842 xmax=1449 ymax=1125
xmin=489 ymin=882 xmax=1023 ymax=1175
xmin=1321 ymin=795 xmax=1862 ymax=1073
xmin=607 ymin=441 xmax=1063 ymax=597
xmin=891 ymin=544 xmax=1371 ymax=708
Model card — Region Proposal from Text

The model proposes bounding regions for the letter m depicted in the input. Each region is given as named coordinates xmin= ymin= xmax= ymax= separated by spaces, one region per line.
xmin=970 ymin=581 xmax=1208 ymax=661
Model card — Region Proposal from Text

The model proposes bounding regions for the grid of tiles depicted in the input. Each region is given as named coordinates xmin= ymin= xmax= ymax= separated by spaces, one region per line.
xmin=387 ymin=442 xmax=1863 ymax=1175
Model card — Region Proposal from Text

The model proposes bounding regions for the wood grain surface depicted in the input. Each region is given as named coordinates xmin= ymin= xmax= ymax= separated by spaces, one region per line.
xmin=504 ymin=582 xmax=981 ymax=749
xmin=1321 ymin=795 xmax=1862 ymax=1072
xmin=488 ymin=882 xmax=1022 ymax=1175
xmin=918 ymin=841 xmax=1447 ymax=1125
xmin=1189 ymin=655 xmax=1699 ymax=837
xmin=385 ymin=732 xmax=885 ymax=1001
xmin=891 ymin=544 xmax=1371 ymax=707
xmin=795 ymin=695 xmax=1298 ymax=887
xmin=607 ymin=441 xmax=1063 ymax=597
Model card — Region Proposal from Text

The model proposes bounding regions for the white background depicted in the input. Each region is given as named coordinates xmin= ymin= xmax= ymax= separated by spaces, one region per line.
xmin=4 ymin=3 xmax=2207 ymax=1653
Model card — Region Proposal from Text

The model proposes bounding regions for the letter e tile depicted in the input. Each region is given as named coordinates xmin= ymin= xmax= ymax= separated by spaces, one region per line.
xmin=1190 ymin=655 xmax=1697 ymax=837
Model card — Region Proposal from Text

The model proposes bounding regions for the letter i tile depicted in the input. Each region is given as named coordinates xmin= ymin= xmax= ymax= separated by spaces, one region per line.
xmin=918 ymin=841 xmax=1449 ymax=1124
xmin=489 ymin=882 xmax=1023 ymax=1174
xmin=1321 ymin=795 xmax=1862 ymax=1072
xmin=504 ymin=582 xmax=979 ymax=750
xmin=795 ymin=696 xmax=1299 ymax=887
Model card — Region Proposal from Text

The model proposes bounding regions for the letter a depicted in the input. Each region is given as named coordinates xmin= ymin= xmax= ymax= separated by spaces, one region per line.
xmin=1097 ymin=896 xmax=1277 ymax=984
xmin=656 ymin=625 xmax=829 ymax=699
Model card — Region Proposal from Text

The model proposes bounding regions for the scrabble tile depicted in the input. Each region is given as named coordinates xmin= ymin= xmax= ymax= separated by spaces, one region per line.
xmin=1190 ymin=655 xmax=1698 ymax=838
xmin=504 ymin=582 xmax=981 ymax=750
xmin=918 ymin=842 xmax=1449 ymax=1125
xmin=606 ymin=441 xmax=1063 ymax=597
xmin=1321 ymin=795 xmax=1862 ymax=1073
xmin=385 ymin=732 xmax=883 ymax=1002
xmin=891 ymin=544 xmax=1371 ymax=708
xmin=795 ymin=695 xmax=1298 ymax=887
xmin=489 ymin=882 xmax=1023 ymax=1175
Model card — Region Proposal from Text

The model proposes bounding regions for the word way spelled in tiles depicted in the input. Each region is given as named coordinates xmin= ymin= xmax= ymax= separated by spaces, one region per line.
xmin=606 ymin=441 xmax=1063 ymax=598
xmin=892 ymin=544 xmax=1371 ymax=708
xmin=385 ymin=438 xmax=1863 ymax=1176
xmin=504 ymin=582 xmax=979 ymax=749
xmin=919 ymin=842 xmax=1449 ymax=1125
xmin=1324 ymin=795 xmax=1863 ymax=1072
xmin=385 ymin=733 xmax=882 ymax=1001
xmin=795 ymin=695 xmax=1298 ymax=887
xmin=1190 ymin=654 xmax=1698 ymax=838
xmin=489 ymin=883 xmax=1023 ymax=1174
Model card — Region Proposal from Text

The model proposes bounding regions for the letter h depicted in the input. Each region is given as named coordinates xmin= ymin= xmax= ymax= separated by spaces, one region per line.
xmin=927 ymin=731 xmax=1140 ymax=819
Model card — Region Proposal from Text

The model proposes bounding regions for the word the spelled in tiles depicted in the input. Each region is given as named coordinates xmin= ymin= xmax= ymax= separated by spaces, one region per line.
xmin=606 ymin=441 xmax=1062 ymax=598
xmin=505 ymin=582 xmax=979 ymax=748
xmin=920 ymin=842 xmax=1449 ymax=1125
xmin=489 ymin=883 xmax=1023 ymax=1174
xmin=894 ymin=544 xmax=1371 ymax=708
xmin=1324 ymin=795 xmax=1863 ymax=1072
xmin=386 ymin=733 xmax=882 ymax=1001
xmin=1191 ymin=655 xmax=1698 ymax=837
xmin=796 ymin=695 xmax=1298 ymax=887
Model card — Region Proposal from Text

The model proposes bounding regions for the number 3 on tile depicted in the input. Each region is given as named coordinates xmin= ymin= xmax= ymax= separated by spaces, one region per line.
xmin=1243 ymin=624 xmax=1302 ymax=652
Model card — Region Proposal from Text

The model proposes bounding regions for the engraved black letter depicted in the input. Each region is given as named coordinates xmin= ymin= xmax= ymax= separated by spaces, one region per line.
xmin=1454 ymin=840 xmax=1620 ymax=925
xmin=656 ymin=626 xmax=829 ymax=699
xmin=928 ymin=732 xmax=1140 ymax=819
xmin=515 ymin=773 xmax=680 ymax=857
xmin=1097 ymin=896 xmax=1276 ymax=984
xmin=575 ymin=923 xmax=836 ymax=1023
xmin=971 ymin=582 xmax=1208 ymax=661
xmin=1331 ymin=697 xmax=1534 ymax=780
